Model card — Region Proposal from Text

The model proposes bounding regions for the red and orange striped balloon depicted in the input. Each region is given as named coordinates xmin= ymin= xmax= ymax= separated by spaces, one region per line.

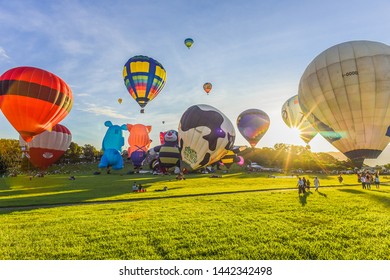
xmin=0 ymin=66 xmax=73 ymax=142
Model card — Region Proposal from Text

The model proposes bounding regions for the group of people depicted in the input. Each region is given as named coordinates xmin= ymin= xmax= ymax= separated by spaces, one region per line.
xmin=132 ymin=182 xmax=146 ymax=192
xmin=297 ymin=176 xmax=320 ymax=194
xmin=358 ymin=172 xmax=380 ymax=189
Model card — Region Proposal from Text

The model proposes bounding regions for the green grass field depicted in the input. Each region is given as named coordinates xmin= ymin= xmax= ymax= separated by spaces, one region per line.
xmin=1 ymin=169 xmax=390 ymax=260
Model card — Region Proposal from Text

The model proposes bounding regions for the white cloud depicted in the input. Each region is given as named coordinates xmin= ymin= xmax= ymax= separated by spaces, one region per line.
xmin=78 ymin=103 xmax=134 ymax=120
xmin=0 ymin=47 xmax=10 ymax=61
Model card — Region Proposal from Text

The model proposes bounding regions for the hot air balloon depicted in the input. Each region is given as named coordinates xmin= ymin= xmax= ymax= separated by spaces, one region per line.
xmin=19 ymin=124 xmax=72 ymax=170
xmin=281 ymin=95 xmax=318 ymax=144
xmin=298 ymin=40 xmax=390 ymax=167
xmin=237 ymin=109 xmax=270 ymax=148
xmin=98 ymin=121 xmax=127 ymax=170
xmin=184 ymin=38 xmax=194 ymax=49
xmin=219 ymin=146 xmax=247 ymax=169
xmin=127 ymin=124 xmax=152 ymax=169
xmin=178 ymin=104 xmax=235 ymax=171
xmin=0 ymin=66 xmax=73 ymax=142
xmin=203 ymin=82 xmax=212 ymax=94
xmin=118 ymin=98 xmax=122 ymax=104
xmin=123 ymin=55 xmax=166 ymax=113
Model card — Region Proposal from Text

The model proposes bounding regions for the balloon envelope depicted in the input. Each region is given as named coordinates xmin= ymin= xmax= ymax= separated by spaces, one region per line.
xmin=0 ymin=66 xmax=73 ymax=142
xmin=203 ymin=82 xmax=212 ymax=94
xmin=123 ymin=55 xmax=166 ymax=113
xmin=298 ymin=40 xmax=390 ymax=166
xmin=178 ymin=104 xmax=235 ymax=171
xmin=127 ymin=124 xmax=152 ymax=167
xmin=184 ymin=38 xmax=194 ymax=49
xmin=19 ymin=124 xmax=72 ymax=170
xmin=281 ymin=95 xmax=317 ymax=144
xmin=237 ymin=109 xmax=270 ymax=148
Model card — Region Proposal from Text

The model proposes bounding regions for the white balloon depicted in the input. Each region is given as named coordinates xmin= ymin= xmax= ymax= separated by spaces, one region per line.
xmin=298 ymin=40 xmax=390 ymax=166
xmin=281 ymin=95 xmax=317 ymax=144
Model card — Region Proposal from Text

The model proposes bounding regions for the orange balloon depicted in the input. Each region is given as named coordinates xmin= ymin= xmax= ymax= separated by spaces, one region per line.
xmin=0 ymin=66 xmax=73 ymax=142
xmin=203 ymin=82 xmax=212 ymax=94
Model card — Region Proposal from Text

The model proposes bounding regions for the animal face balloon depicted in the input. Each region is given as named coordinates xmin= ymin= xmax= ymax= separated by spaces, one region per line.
xmin=0 ymin=66 xmax=73 ymax=142
xmin=127 ymin=123 xmax=152 ymax=167
xmin=178 ymin=104 xmax=235 ymax=171
xmin=298 ymin=40 xmax=390 ymax=166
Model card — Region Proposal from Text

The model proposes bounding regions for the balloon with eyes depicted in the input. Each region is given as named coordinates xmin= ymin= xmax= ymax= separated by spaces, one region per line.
xmin=149 ymin=130 xmax=180 ymax=173
xmin=127 ymin=124 xmax=152 ymax=172
xmin=98 ymin=121 xmax=127 ymax=170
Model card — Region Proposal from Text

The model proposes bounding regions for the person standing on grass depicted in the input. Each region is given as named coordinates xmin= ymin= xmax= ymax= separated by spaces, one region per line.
xmin=375 ymin=173 xmax=380 ymax=189
xmin=365 ymin=173 xmax=371 ymax=190
xmin=297 ymin=177 xmax=304 ymax=194
xmin=361 ymin=174 xmax=366 ymax=189
xmin=314 ymin=176 xmax=320 ymax=191
xmin=306 ymin=178 xmax=311 ymax=191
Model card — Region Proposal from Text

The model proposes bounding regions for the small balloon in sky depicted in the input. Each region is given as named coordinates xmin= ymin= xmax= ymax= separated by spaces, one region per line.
xmin=203 ymin=82 xmax=212 ymax=94
xmin=184 ymin=38 xmax=194 ymax=49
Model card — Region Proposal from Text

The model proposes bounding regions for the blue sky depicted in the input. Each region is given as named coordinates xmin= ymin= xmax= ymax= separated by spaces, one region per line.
xmin=1 ymin=0 xmax=390 ymax=165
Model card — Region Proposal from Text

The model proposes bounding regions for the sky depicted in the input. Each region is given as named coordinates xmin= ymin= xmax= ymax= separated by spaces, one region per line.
xmin=1 ymin=0 xmax=390 ymax=166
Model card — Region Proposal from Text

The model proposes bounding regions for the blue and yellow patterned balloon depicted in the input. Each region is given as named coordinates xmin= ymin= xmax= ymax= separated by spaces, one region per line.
xmin=123 ymin=55 xmax=166 ymax=113
xmin=184 ymin=38 xmax=194 ymax=49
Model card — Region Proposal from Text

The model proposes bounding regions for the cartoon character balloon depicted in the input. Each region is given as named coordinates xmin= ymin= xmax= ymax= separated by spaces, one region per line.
xmin=281 ymin=95 xmax=317 ymax=144
xmin=298 ymin=40 xmax=390 ymax=167
xmin=98 ymin=121 xmax=127 ymax=170
xmin=237 ymin=109 xmax=270 ymax=148
xmin=127 ymin=124 xmax=152 ymax=169
xmin=219 ymin=146 xmax=247 ymax=169
xmin=123 ymin=55 xmax=166 ymax=113
xmin=184 ymin=38 xmax=194 ymax=49
xmin=151 ymin=130 xmax=180 ymax=172
xmin=19 ymin=124 xmax=72 ymax=170
xmin=203 ymin=82 xmax=212 ymax=94
xmin=0 ymin=66 xmax=73 ymax=142
xmin=178 ymin=104 xmax=235 ymax=171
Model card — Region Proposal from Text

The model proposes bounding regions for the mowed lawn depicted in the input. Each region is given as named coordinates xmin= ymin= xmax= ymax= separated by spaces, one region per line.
xmin=1 ymin=172 xmax=390 ymax=260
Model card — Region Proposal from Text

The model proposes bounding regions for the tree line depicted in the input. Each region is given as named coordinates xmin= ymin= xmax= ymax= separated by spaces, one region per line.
xmin=0 ymin=138 xmax=385 ymax=175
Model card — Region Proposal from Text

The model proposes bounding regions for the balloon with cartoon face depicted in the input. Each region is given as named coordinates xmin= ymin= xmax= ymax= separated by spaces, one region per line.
xmin=178 ymin=104 xmax=235 ymax=171
xmin=98 ymin=121 xmax=127 ymax=170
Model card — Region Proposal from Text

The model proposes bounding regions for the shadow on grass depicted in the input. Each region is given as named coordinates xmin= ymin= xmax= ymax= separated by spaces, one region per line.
xmin=0 ymin=173 xmax=165 ymax=211
xmin=298 ymin=191 xmax=312 ymax=206
xmin=338 ymin=188 xmax=390 ymax=208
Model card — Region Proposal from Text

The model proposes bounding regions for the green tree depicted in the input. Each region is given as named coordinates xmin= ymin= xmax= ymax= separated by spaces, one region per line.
xmin=82 ymin=144 xmax=100 ymax=162
xmin=62 ymin=142 xmax=83 ymax=163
